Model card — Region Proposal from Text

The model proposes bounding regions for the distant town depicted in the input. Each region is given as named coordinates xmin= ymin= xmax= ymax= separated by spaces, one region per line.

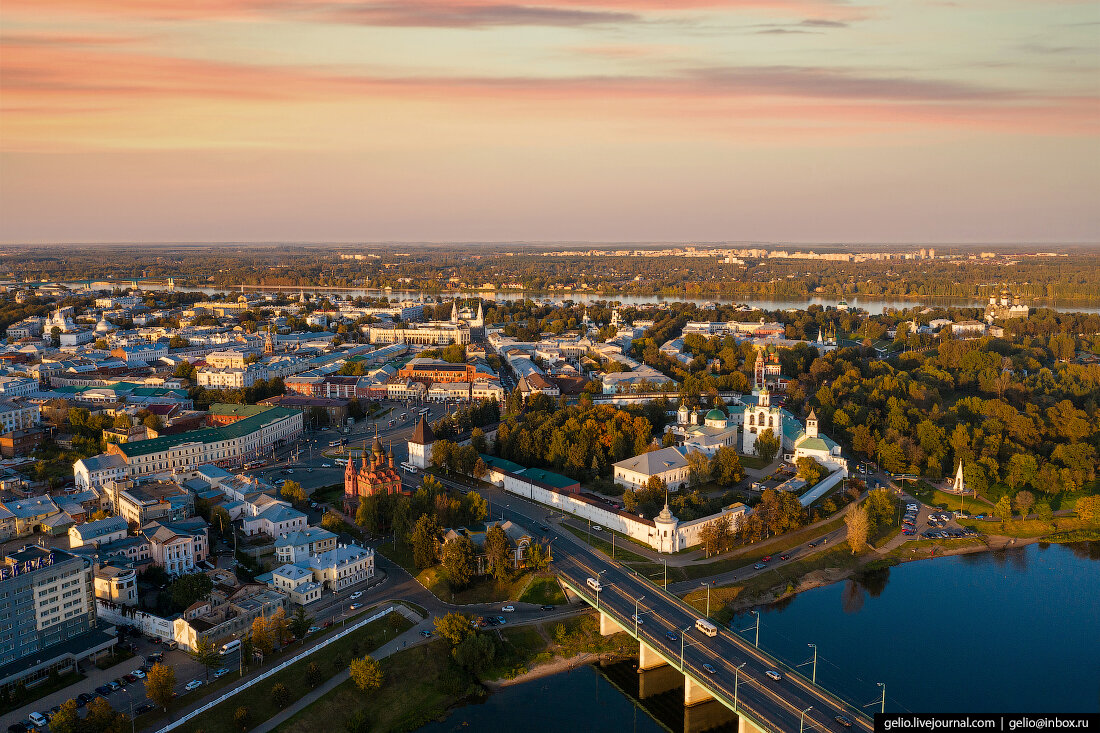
xmin=0 ymin=247 xmax=1096 ymax=733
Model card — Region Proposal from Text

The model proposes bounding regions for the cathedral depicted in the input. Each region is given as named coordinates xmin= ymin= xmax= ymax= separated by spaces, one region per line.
xmin=343 ymin=436 xmax=404 ymax=514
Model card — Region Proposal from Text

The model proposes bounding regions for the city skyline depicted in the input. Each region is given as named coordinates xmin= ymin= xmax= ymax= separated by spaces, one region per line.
xmin=1 ymin=0 xmax=1098 ymax=243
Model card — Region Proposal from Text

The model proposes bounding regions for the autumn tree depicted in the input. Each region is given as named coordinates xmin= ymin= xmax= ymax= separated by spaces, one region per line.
xmin=845 ymin=502 xmax=870 ymax=554
xmin=712 ymin=446 xmax=745 ymax=486
xmin=411 ymin=513 xmax=441 ymax=570
xmin=1013 ymin=491 xmax=1035 ymax=519
xmin=994 ymin=495 xmax=1013 ymax=526
xmin=442 ymin=535 xmax=476 ymax=590
xmin=483 ymin=524 xmax=512 ymax=580
xmin=795 ymin=457 xmax=826 ymax=486
xmin=1075 ymin=495 xmax=1100 ymax=523
xmin=434 ymin=612 xmax=473 ymax=647
xmin=349 ymin=655 xmax=384 ymax=692
xmin=271 ymin=682 xmax=291 ymax=709
xmin=251 ymin=614 xmax=274 ymax=655
xmin=48 ymin=699 xmax=79 ymax=733
xmin=145 ymin=663 xmax=176 ymax=711
xmin=189 ymin=637 xmax=222 ymax=680
xmin=686 ymin=450 xmax=712 ymax=487
xmin=280 ymin=480 xmax=306 ymax=504
xmin=754 ymin=428 xmax=780 ymax=464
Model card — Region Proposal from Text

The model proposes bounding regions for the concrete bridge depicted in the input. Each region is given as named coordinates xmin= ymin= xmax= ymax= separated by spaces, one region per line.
xmin=555 ymin=554 xmax=873 ymax=733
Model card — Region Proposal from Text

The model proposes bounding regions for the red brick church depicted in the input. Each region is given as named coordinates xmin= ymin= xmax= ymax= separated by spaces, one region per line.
xmin=343 ymin=436 xmax=404 ymax=514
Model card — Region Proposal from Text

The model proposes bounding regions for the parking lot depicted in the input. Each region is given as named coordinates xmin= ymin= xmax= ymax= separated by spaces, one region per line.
xmin=901 ymin=501 xmax=979 ymax=541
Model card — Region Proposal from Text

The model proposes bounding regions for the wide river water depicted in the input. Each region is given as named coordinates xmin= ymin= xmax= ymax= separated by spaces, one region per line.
xmin=417 ymin=542 xmax=1100 ymax=733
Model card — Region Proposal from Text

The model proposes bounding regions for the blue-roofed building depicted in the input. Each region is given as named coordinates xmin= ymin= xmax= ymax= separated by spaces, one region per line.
xmin=242 ymin=502 xmax=306 ymax=539
xmin=68 ymin=515 xmax=128 ymax=548
xmin=274 ymin=527 xmax=338 ymax=564
xmin=5 ymin=495 xmax=60 ymax=536
xmin=307 ymin=544 xmax=375 ymax=592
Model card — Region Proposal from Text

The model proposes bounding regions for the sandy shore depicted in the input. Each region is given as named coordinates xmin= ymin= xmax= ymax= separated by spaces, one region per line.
xmin=486 ymin=651 xmax=635 ymax=690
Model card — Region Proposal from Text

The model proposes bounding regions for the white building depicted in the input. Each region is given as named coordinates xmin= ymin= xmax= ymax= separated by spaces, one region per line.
xmin=306 ymin=544 xmax=375 ymax=591
xmin=0 ymin=376 xmax=40 ymax=397
xmin=407 ymin=415 xmax=435 ymax=469
xmin=613 ymin=446 xmax=690 ymax=492
xmin=0 ymin=398 xmax=41 ymax=434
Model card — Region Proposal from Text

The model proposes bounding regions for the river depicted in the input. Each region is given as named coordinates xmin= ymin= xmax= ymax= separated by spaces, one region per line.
xmin=417 ymin=543 xmax=1100 ymax=733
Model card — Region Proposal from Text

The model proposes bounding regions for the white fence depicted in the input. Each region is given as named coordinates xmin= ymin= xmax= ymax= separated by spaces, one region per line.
xmin=156 ymin=605 xmax=396 ymax=733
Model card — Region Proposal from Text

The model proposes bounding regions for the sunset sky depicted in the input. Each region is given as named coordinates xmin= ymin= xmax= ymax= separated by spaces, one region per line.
xmin=1 ymin=0 xmax=1097 ymax=243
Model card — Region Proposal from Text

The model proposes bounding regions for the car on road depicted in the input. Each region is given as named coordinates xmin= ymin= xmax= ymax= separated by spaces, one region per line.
xmin=753 ymin=563 xmax=766 ymax=570
xmin=349 ymin=603 xmax=362 ymax=610
xmin=665 ymin=631 xmax=678 ymax=641
xmin=702 ymin=663 xmax=717 ymax=675
xmin=350 ymin=591 xmax=363 ymax=599
xmin=631 ymin=614 xmax=644 ymax=625
xmin=307 ymin=468 xmax=313 ymax=473
xmin=308 ymin=626 xmax=321 ymax=634
xmin=214 ymin=668 xmax=230 ymax=678
xmin=592 ymin=525 xmax=603 ymax=532
xmin=834 ymin=715 xmax=853 ymax=727
xmin=541 ymin=604 xmax=556 ymax=611
xmin=501 ymin=605 xmax=515 ymax=612
xmin=419 ymin=630 xmax=432 ymax=637
xmin=807 ymin=542 xmax=818 ymax=548
xmin=184 ymin=679 xmax=203 ymax=691
xmin=95 ymin=685 xmax=112 ymax=696
xmin=762 ymin=555 xmax=772 ymax=562
xmin=764 ymin=670 xmax=782 ymax=681
xmin=538 ymin=524 xmax=550 ymax=532
xmin=322 ymin=463 xmax=332 ymax=468
xmin=780 ymin=554 xmax=790 ymax=561
xmin=135 ymin=703 xmax=155 ymax=715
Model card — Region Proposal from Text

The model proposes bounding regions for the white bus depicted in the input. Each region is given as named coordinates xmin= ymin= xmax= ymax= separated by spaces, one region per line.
xmin=587 ymin=577 xmax=603 ymax=592
xmin=221 ymin=639 xmax=242 ymax=655
xmin=695 ymin=618 xmax=718 ymax=637
xmin=419 ymin=407 xmax=431 ymax=416
xmin=400 ymin=461 xmax=418 ymax=474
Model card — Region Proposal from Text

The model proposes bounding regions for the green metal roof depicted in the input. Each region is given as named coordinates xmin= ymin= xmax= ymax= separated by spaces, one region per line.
xmin=209 ymin=403 xmax=273 ymax=418
xmin=518 ymin=467 xmax=579 ymax=490
xmin=116 ymin=406 xmax=299 ymax=457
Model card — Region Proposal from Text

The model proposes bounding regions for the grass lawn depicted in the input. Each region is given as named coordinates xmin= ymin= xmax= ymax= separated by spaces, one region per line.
xmin=417 ymin=566 xmax=536 ymax=605
xmin=678 ymin=513 xmax=848 ymax=580
xmin=517 ymin=574 xmax=568 ymax=606
xmin=179 ymin=612 xmax=412 ymax=733
xmin=482 ymin=626 xmax=552 ymax=681
xmin=375 ymin=540 xmax=417 ymax=574
xmin=310 ymin=484 xmax=344 ymax=505
xmin=960 ymin=515 xmax=1098 ymax=539
xmin=94 ymin=648 xmax=135 ymax=670
xmin=682 ymin=546 xmax=864 ymax=625
xmin=738 ymin=454 xmax=771 ymax=470
xmin=277 ymin=641 xmax=480 ymax=733
xmin=560 ymin=523 xmax=651 ymax=564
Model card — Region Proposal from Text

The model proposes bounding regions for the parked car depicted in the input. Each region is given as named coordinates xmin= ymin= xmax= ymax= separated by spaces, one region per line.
xmin=124 ymin=674 xmax=138 ymax=683
xmin=496 ymin=616 xmax=507 ymax=625
xmin=419 ymin=630 xmax=432 ymax=637
xmin=108 ymin=681 xmax=122 ymax=691
xmin=76 ymin=693 xmax=94 ymax=706
xmin=184 ymin=680 xmax=203 ymax=691
xmin=213 ymin=668 xmax=230 ymax=678
xmin=765 ymin=670 xmax=782 ymax=681
xmin=95 ymin=685 xmax=112 ymax=696
xmin=27 ymin=715 xmax=46 ymax=729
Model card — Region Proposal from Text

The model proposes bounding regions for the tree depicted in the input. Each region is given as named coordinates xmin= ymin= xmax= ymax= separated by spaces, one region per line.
xmin=290 ymin=606 xmax=313 ymax=641
xmin=686 ymin=450 xmax=712 ymax=487
xmin=464 ymin=491 xmax=488 ymax=524
xmin=845 ymin=502 xmax=870 ymax=554
xmin=483 ymin=524 xmax=511 ymax=579
xmin=471 ymin=427 xmax=487 ymax=454
xmin=271 ymin=682 xmax=291 ymax=709
xmin=754 ymin=428 xmax=780 ymax=464
xmin=189 ymin=637 xmax=222 ymax=680
xmin=453 ymin=632 xmax=497 ymax=674
xmin=411 ymin=514 xmax=441 ymax=570
xmin=85 ymin=695 xmax=129 ymax=733
xmin=112 ymin=413 xmax=132 ymax=430
xmin=994 ymin=495 xmax=1013 ymax=525
xmin=795 ymin=457 xmax=826 ymax=486
xmin=712 ymin=446 xmax=744 ymax=485
xmin=146 ymin=663 xmax=176 ymax=711
xmin=251 ymin=614 xmax=274 ymax=655
xmin=1013 ymin=491 xmax=1035 ymax=519
xmin=1075 ymin=495 xmax=1100 ymax=523
xmin=168 ymin=572 xmax=214 ymax=611
xmin=211 ymin=506 xmax=232 ymax=538
xmin=280 ymin=480 xmax=306 ymax=504
xmin=268 ymin=607 xmax=291 ymax=648
xmin=234 ymin=706 xmax=251 ymax=731
xmin=349 ymin=655 xmax=384 ymax=692
xmin=306 ymin=662 xmax=323 ymax=688
xmin=143 ymin=413 xmax=161 ymax=431
xmin=864 ymin=488 xmax=896 ymax=530
xmin=434 ymin=612 xmax=473 ymax=647
xmin=48 ymin=699 xmax=79 ymax=733
xmin=442 ymin=535 xmax=476 ymax=590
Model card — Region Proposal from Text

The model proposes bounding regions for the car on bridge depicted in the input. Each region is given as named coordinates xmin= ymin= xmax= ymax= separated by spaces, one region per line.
xmin=702 ymin=663 xmax=717 ymax=675
xmin=765 ymin=670 xmax=782 ymax=681
xmin=665 ymin=631 xmax=678 ymax=641
xmin=631 ymin=614 xmax=644 ymax=625
xmin=835 ymin=715 xmax=853 ymax=727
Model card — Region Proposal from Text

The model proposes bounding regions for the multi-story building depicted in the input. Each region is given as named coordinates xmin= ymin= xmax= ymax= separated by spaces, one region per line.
xmin=105 ymin=480 xmax=194 ymax=527
xmin=93 ymin=565 xmax=138 ymax=607
xmin=612 ymin=446 xmax=690 ymax=492
xmin=0 ymin=547 xmax=115 ymax=690
xmin=0 ymin=377 xmax=39 ymax=397
xmin=68 ymin=516 xmax=128 ymax=548
xmin=257 ymin=396 xmax=349 ymax=428
xmin=142 ymin=519 xmax=209 ymax=575
xmin=197 ymin=366 xmax=264 ymax=389
xmin=365 ymin=322 xmax=470 ymax=346
xmin=266 ymin=564 xmax=323 ymax=605
xmin=0 ymin=398 xmax=41 ymax=435
xmin=306 ymin=544 xmax=375 ymax=591
xmin=398 ymin=358 xmax=487 ymax=384
xmin=98 ymin=407 xmax=302 ymax=478
xmin=73 ymin=454 xmax=128 ymax=489
xmin=241 ymin=503 xmax=307 ymax=539
xmin=4 ymin=496 xmax=61 ymax=537
xmin=273 ymin=527 xmax=338 ymax=564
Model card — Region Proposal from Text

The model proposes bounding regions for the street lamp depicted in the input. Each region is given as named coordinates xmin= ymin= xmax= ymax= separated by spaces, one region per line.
xmin=800 ymin=706 xmax=814 ymax=733
xmin=634 ymin=595 xmax=645 ymax=636
xmin=807 ymin=643 xmax=817 ymax=684
xmin=733 ymin=662 xmax=746 ymax=711
xmin=877 ymin=682 xmax=886 ymax=714
xmin=679 ymin=624 xmax=692 ymax=669
xmin=595 ymin=570 xmax=606 ymax=610
xmin=700 ymin=581 xmax=712 ymax=617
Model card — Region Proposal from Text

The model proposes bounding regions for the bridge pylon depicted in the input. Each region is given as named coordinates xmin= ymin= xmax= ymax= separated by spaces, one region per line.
xmin=638 ymin=642 xmax=668 ymax=671
xmin=738 ymin=714 xmax=767 ymax=733
xmin=599 ymin=611 xmax=626 ymax=636
xmin=684 ymin=676 xmax=715 ymax=706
